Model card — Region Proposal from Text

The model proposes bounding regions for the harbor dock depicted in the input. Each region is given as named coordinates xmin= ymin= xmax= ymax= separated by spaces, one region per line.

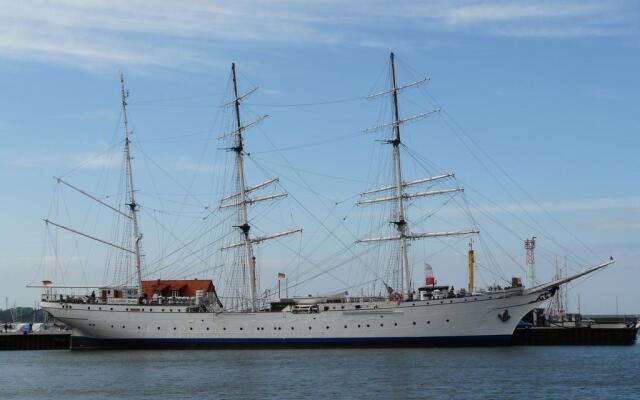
xmin=0 ymin=331 xmax=71 ymax=350
xmin=513 ymin=312 xmax=638 ymax=346
xmin=512 ymin=325 xmax=637 ymax=346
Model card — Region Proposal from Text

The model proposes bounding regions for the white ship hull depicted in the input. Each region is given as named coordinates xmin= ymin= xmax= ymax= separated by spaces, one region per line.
xmin=42 ymin=288 xmax=551 ymax=348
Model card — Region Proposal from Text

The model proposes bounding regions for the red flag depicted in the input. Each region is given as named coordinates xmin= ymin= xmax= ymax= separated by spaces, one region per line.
xmin=277 ymin=272 xmax=286 ymax=280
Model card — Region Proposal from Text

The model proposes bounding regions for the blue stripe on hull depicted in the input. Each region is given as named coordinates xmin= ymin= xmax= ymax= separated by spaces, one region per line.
xmin=72 ymin=335 xmax=512 ymax=349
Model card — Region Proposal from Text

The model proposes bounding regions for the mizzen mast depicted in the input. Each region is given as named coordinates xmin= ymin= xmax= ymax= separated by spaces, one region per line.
xmin=120 ymin=73 xmax=144 ymax=297
xmin=220 ymin=63 xmax=301 ymax=312
xmin=357 ymin=52 xmax=478 ymax=299
xmin=43 ymin=75 xmax=144 ymax=295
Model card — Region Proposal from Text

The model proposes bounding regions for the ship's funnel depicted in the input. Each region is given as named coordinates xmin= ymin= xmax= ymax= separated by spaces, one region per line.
xmin=425 ymin=263 xmax=435 ymax=286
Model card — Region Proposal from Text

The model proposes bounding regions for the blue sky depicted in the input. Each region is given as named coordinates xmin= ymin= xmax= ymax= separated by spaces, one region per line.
xmin=0 ymin=0 xmax=638 ymax=313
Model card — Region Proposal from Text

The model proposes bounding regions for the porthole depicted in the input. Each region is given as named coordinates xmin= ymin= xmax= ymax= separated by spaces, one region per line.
xmin=427 ymin=321 xmax=431 ymax=324
xmin=278 ymin=327 xmax=282 ymax=330
xmin=308 ymin=326 xmax=312 ymax=330
xmin=464 ymin=299 xmax=468 ymax=302
xmin=223 ymin=327 xmax=226 ymax=331
xmin=149 ymin=309 xmax=153 ymax=312
xmin=126 ymin=308 xmax=129 ymax=311
xmin=137 ymin=326 xmax=141 ymax=330
xmin=291 ymin=327 xmax=294 ymax=330
xmin=190 ymin=327 xmax=193 ymax=331
xmin=380 ymin=315 xmax=384 ymax=318
xmin=366 ymin=324 xmax=370 ymax=328
xmin=394 ymin=322 xmax=397 ymax=326
xmin=110 ymin=308 xmax=113 ymax=311
xmin=446 ymin=319 xmax=450 ymax=323
xmin=162 ymin=309 xmax=165 ymax=312
xmin=122 ymin=325 xmax=125 ymax=329
xmin=274 ymin=327 xmax=277 ymax=330
xmin=344 ymin=325 xmax=347 ymax=329
xmin=206 ymin=327 xmax=210 ymax=331
xmin=326 ymin=326 xmax=330 ymax=330
xmin=173 ymin=327 xmax=177 ymax=331
xmin=99 ymin=307 xmax=102 ymax=310
xmin=240 ymin=327 xmax=243 ymax=331
xmin=358 ymin=325 xmax=361 ymax=328
xmin=170 ymin=309 xmax=173 ymax=312
xmin=440 ymin=301 xmax=444 ymax=304
xmin=110 ymin=325 xmax=114 ymax=328
xmin=257 ymin=327 xmax=261 ymax=331
xmin=88 ymin=307 xmax=91 ymax=310
xmin=380 ymin=324 xmax=384 ymax=327
xmin=157 ymin=327 xmax=160 ymax=330
xmin=412 ymin=322 xmax=416 ymax=325
xmin=449 ymin=300 xmax=453 ymax=304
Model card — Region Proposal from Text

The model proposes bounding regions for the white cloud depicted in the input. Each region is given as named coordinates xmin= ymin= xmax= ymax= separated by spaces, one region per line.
xmin=0 ymin=0 xmax=342 ymax=71
xmin=441 ymin=3 xmax=606 ymax=25
xmin=0 ymin=1 xmax=635 ymax=71
xmin=577 ymin=219 xmax=640 ymax=230
xmin=457 ymin=196 xmax=640 ymax=215
xmin=1 ymin=148 xmax=121 ymax=169
xmin=76 ymin=110 xmax=118 ymax=120
xmin=166 ymin=160 xmax=220 ymax=175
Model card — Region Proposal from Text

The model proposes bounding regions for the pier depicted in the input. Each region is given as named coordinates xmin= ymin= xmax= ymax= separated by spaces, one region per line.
xmin=0 ymin=331 xmax=71 ymax=351
xmin=512 ymin=326 xmax=637 ymax=346
xmin=513 ymin=312 xmax=638 ymax=346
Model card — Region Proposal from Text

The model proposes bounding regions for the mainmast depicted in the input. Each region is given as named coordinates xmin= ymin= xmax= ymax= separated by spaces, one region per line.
xmin=220 ymin=63 xmax=301 ymax=312
xmin=231 ymin=63 xmax=258 ymax=311
xmin=357 ymin=52 xmax=478 ymax=299
xmin=120 ymin=74 xmax=144 ymax=297
xmin=389 ymin=52 xmax=411 ymax=298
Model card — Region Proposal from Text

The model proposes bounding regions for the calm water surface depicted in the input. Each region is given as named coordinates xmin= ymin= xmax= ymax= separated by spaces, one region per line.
xmin=1 ymin=345 xmax=639 ymax=399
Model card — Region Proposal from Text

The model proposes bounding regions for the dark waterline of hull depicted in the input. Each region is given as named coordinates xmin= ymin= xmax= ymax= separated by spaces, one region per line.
xmin=71 ymin=334 xmax=513 ymax=349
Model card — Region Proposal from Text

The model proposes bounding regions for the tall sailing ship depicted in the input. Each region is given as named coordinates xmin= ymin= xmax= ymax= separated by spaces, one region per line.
xmin=37 ymin=54 xmax=614 ymax=348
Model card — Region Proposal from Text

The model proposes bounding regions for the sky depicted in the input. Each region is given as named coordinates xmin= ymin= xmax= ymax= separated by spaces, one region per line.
xmin=0 ymin=0 xmax=638 ymax=313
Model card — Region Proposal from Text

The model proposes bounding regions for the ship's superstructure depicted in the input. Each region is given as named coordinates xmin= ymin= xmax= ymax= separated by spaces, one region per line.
xmin=36 ymin=54 xmax=615 ymax=349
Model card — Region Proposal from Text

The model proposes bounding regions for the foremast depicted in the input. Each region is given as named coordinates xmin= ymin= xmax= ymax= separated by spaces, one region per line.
xmin=357 ymin=52 xmax=478 ymax=299
xmin=220 ymin=63 xmax=301 ymax=312
xmin=120 ymin=74 xmax=144 ymax=297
